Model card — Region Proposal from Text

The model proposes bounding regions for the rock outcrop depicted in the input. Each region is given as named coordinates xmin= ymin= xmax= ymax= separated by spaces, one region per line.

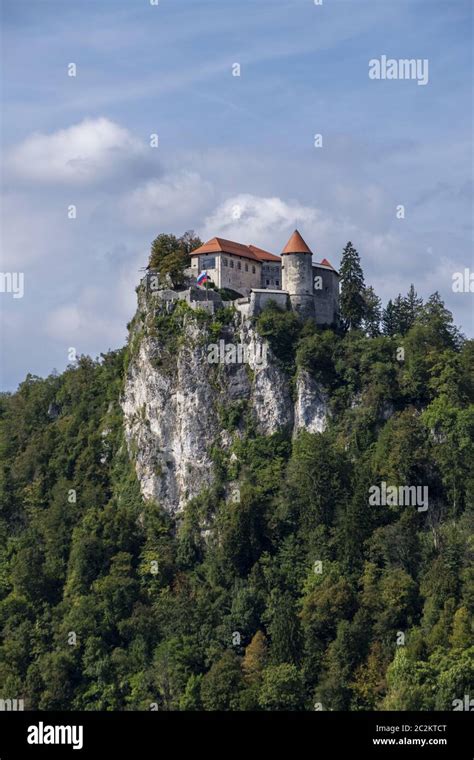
xmin=121 ymin=286 xmax=329 ymax=514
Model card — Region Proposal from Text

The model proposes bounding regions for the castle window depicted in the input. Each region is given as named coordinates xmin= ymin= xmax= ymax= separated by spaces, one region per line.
xmin=266 ymin=279 xmax=270 ymax=285
xmin=252 ymin=266 xmax=256 ymax=274
xmin=245 ymin=263 xmax=248 ymax=272
xmin=237 ymin=261 xmax=241 ymax=270
xmin=230 ymin=259 xmax=234 ymax=268
xmin=223 ymin=258 xmax=228 ymax=267
xmin=276 ymin=280 xmax=279 ymax=286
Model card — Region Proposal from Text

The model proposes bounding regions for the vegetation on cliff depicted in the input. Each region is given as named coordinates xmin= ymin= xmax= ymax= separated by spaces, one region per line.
xmin=0 ymin=245 xmax=472 ymax=711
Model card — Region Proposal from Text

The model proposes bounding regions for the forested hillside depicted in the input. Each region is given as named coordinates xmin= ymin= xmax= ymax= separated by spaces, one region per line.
xmin=0 ymin=280 xmax=473 ymax=710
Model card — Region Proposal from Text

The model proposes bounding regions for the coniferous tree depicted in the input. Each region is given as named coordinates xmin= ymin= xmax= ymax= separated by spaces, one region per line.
xmin=243 ymin=631 xmax=268 ymax=683
xmin=391 ymin=294 xmax=410 ymax=335
xmin=404 ymin=284 xmax=423 ymax=330
xmin=363 ymin=286 xmax=382 ymax=337
xmin=382 ymin=299 xmax=397 ymax=336
xmin=339 ymin=242 xmax=366 ymax=330
xmin=385 ymin=287 xmax=423 ymax=336
xmin=1 ymin=265 xmax=472 ymax=713
xmin=420 ymin=291 xmax=462 ymax=349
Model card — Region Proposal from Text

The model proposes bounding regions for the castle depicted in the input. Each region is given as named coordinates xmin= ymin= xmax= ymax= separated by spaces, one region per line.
xmin=190 ymin=230 xmax=340 ymax=325
xmin=144 ymin=230 xmax=340 ymax=325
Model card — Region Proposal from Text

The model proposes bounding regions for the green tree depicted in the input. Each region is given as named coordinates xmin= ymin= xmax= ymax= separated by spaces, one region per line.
xmin=339 ymin=241 xmax=366 ymax=330
xmin=382 ymin=299 xmax=397 ymax=336
xmin=179 ymin=673 xmax=202 ymax=711
xmin=362 ymin=286 xmax=382 ymax=337
xmin=450 ymin=606 xmax=472 ymax=650
xmin=318 ymin=619 xmax=366 ymax=710
xmin=266 ymin=591 xmax=302 ymax=665
xmin=148 ymin=230 xmax=202 ymax=288
xmin=258 ymin=664 xmax=305 ymax=710
xmin=392 ymin=294 xmax=410 ymax=335
xmin=200 ymin=651 xmax=243 ymax=711
xmin=404 ymin=284 xmax=423 ymax=329
xmin=419 ymin=292 xmax=462 ymax=349
xmin=242 ymin=630 xmax=268 ymax=683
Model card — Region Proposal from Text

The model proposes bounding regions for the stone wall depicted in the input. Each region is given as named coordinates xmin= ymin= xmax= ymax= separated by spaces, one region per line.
xmin=252 ymin=289 xmax=288 ymax=315
xmin=312 ymin=265 xmax=340 ymax=325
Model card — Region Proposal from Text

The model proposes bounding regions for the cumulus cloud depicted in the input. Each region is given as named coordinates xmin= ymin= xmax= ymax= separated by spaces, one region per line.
xmin=123 ymin=171 xmax=214 ymax=228
xmin=203 ymin=194 xmax=315 ymax=239
xmin=6 ymin=118 xmax=146 ymax=184
xmin=202 ymin=193 xmax=356 ymax=260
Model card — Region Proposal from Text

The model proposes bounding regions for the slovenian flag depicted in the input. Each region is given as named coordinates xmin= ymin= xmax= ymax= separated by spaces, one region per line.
xmin=197 ymin=270 xmax=210 ymax=285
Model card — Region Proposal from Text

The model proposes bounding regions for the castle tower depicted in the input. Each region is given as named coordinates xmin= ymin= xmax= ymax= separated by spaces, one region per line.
xmin=281 ymin=230 xmax=315 ymax=318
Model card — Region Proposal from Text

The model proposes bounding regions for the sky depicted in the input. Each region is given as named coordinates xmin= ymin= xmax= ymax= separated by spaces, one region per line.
xmin=0 ymin=0 xmax=472 ymax=391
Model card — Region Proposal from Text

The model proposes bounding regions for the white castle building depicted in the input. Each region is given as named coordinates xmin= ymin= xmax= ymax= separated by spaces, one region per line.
xmin=190 ymin=230 xmax=340 ymax=325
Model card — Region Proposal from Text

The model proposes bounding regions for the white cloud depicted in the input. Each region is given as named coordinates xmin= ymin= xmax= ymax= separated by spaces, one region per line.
xmin=123 ymin=171 xmax=214 ymax=228
xmin=0 ymin=191 xmax=77 ymax=269
xmin=6 ymin=118 xmax=145 ymax=184
xmin=202 ymin=193 xmax=355 ymax=260
xmin=45 ymin=284 xmax=128 ymax=350
xmin=202 ymin=193 xmax=321 ymax=244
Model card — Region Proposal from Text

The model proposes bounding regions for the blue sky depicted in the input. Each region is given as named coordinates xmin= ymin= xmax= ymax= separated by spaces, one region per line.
xmin=1 ymin=0 xmax=472 ymax=390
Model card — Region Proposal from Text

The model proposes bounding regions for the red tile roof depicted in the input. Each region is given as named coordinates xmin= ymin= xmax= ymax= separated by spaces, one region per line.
xmin=192 ymin=237 xmax=281 ymax=263
xmin=248 ymin=245 xmax=281 ymax=262
xmin=320 ymin=258 xmax=334 ymax=269
xmin=313 ymin=258 xmax=338 ymax=274
xmin=191 ymin=237 xmax=259 ymax=262
xmin=192 ymin=234 xmax=340 ymax=273
xmin=282 ymin=230 xmax=312 ymax=255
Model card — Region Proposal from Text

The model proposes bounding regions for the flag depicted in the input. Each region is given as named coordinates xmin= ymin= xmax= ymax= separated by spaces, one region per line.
xmin=197 ymin=270 xmax=210 ymax=285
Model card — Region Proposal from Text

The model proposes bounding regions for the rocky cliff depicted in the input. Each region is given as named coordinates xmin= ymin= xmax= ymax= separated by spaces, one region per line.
xmin=121 ymin=286 xmax=328 ymax=514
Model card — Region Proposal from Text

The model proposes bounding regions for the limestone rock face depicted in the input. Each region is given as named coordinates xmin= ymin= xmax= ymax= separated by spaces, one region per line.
xmin=121 ymin=292 xmax=329 ymax=515
xmin=293 ymin=370 xmax=329 ymax=435
xmin=121 ymin=321 xmax=219 ymax=515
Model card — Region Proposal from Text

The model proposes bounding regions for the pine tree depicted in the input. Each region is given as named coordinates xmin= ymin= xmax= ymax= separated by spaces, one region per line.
xmin=382 ymin=299 xmax=397 ymax=336
xmin=392 ymin=294 xmax=410 ymax=335
xmin=363 ymin=286 xmax=382 ymax=337
xmin=420 ymin=291 xmax=462 ymax=348
xmin=404 ymin=284 xmax=423 ymax=330
xmin=339 ymin=242 xmax=366 ymax=330
xmin=384 ymin=287 xmax=423 ymax=337
xmin=243 ymin=631 xmax=268 ymax=683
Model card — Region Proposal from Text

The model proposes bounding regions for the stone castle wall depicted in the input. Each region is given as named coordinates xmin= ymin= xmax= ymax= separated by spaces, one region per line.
xmin=142 ymin=257 xmax=339 ymax=324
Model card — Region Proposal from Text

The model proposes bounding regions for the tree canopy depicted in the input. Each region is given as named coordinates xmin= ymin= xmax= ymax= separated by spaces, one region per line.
xmin=0 ymin=246 xmax=472 ymax=712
